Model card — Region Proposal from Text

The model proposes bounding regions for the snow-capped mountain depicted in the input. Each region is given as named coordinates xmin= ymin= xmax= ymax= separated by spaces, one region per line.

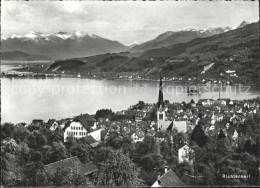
xmin=236 ymin=21 xmax=249 ymax=29
xmin=128 ymin=41 xmax=140 ymax=48
xmin=2 ymin=31 xmax=128 ymax=59
xmin=130 ymin=25 xmax=239 ymax=52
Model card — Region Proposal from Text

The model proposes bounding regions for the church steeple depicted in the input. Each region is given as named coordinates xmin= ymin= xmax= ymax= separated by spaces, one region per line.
xmin=157 ymin=75 xmax=166 ymax=131
xmin=157 ymin=75 xmax=164 ymax=109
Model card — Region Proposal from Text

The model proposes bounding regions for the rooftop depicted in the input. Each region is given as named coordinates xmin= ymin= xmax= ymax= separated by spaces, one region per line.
xmin=44 ymin=156 xmax=98 ymax=175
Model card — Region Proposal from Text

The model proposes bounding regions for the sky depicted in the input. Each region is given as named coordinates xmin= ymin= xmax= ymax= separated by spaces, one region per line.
xmin=1 ymin=0 xmax=259 ymax=45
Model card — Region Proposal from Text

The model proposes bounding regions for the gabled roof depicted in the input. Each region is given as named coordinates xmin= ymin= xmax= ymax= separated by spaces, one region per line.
xmin=85 ymin=135 xmax=99 ymax=148
xmin=158 ymin=120 xmax=173 ymax=131
xmin=44 ymin=156 xmax=98 ymax=175
xmin=74 ymin=114 xmax=95 ymax=132
xmin=133 ymin=129 xmax=145 ymax=138
xmin=173 ymin=121 xmax=188 ymax=132
xmin=158 ymin=169 xmax=184 ymax=186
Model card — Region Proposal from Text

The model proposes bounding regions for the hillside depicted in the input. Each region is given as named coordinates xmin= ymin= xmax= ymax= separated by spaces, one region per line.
xmin=1 ymin=51 xmax=50 ymax=61
xmin=138 ymin=22 xmax=259 ymax=85
xmin=48 ymin=52 xmax=156 ymax=74
xmin=48 ymin=22 xmax=259 ymax=86
xmin=140 ymin=22 xmax=258 ymax=59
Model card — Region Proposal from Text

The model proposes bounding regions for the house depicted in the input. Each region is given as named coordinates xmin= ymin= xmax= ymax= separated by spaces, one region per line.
xmin=49 ymin=120 xmax=60 ymax=131
xmin=64 ymin=114 xmax=101 ymax=142
xmin=231 ymin=130 xmax=238 ymax=147
xmin=151 ymin=168 xmax=184 ymax=187
xmin=215 ymin=98 xmax=231 ymax=106
xmin=131 ymin=129 xmax=145 ymax=143
xmin=135 ymin=111 xmax=146 ymax=122
xmin=178 ymin=144 xmax=195 ymax=165
xmin=198 ymin=99 xmax=214 ymax=107
xmin=190 ymin=100 xmax=196 ymax=107
xmin=44 ymin=156 xmax=98 ymax=178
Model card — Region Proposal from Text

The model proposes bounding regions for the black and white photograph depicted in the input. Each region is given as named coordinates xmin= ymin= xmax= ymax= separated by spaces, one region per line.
xmin=1 ymin=0 xmax=260 ymax=187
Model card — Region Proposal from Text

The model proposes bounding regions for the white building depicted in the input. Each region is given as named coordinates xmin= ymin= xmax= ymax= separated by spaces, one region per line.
xmin=178 ymin=144 xmax=195 ymax=165
xmin=64 ymin=114 xmax=101 ymax=142
xmin=131 ymin=129 xmax=145 ymax=143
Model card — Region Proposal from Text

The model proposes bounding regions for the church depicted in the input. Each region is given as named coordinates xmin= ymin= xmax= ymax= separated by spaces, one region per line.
xmin=157 ymin=76 xmax=188 ymax=133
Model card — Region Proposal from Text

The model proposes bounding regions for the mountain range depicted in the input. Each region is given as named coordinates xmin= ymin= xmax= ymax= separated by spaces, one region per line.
xmin=1 ymin=31 xmax=128 ymax=59
xmin=130 ymin=27 xmax=233 ymax=53
xmin=47 ymin=21 xmax=259 ymax=86
xmin=1 ymin=21 xmax=251 ymax=60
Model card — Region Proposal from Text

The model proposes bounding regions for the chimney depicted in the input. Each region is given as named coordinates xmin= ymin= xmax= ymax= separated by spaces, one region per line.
xmin=164 ymin=166 xmax=168 ymax=174
xmin=157 ymin=171 xmax=161 ymax=181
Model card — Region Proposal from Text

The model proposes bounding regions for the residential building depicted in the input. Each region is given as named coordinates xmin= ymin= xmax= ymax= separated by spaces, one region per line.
xmin=43 ymin=156 xmax=98 ymax=179
xmin=64 ymin=114 xmax=101 ymax=142
xmin=151 ymin=168 xmax=184 ymax=187
xmin=131 ymin=129 xmax=145 ymax=143
xmin=178 ymin=144 xmax=195 ymax=165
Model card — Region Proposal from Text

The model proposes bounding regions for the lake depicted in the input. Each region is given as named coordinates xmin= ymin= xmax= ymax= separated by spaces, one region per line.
xmin=1 ymin=64 xmax=260 ymax=124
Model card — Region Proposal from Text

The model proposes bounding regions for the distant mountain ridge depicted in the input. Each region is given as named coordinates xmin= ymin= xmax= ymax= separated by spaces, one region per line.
xmin=130 ymin=21 xmax=249 ymax=53
xmin=1 ymin=21 xmax=252 ymax=60
xmin=1 ymin=51 xmax=50 ymax=61
xmin=47 ymin=21 xmax=259 ymax=86
xmin=2 ymin=31 xmax=128 ymax=59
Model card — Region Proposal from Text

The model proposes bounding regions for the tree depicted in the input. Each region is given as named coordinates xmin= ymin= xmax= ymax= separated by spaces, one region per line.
xmin=94 ymin=150 xmax=143 ymax=186
xmin=1 ymin=123 xmax=15 ymax=139
xmin=23 ymin=161 xmax=45 ymax=186
xmin=217 ymin=129 xmax=226 ymax=140
xmin=244 ymin=139 xmax=256 ymax=154
xmin=175 ymin=162 xmax=194 ymax=184
xmin=50 ymin=142 xmax=68 ymax=163
xmin=191 ymin=125 xmax=207 ymax=147
xmin=135 ymin=135 xmax=158 ymax=156
xmin=140 ymin=153 xmax=165 ymax=172
xmin=121 ymin=142 xmax=134 ymax=157
xmin=47 ymin=166 xmax=91 ymax=186
xmin=68 ymin=143 xmax=91 ymax=163
xmin=95 ymin=109 xmax=113 ymax=120
xmin=215 ymin=158 xmax=247 ymax=185
xmin=150 ymin=109 xmax=157 ymax=121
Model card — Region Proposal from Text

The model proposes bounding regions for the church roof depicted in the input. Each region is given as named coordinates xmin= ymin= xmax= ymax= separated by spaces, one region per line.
xmin=173 ymin=121 xmax=188 ymax=132
xmin=158 ymin=120 xmax=173 ymax=131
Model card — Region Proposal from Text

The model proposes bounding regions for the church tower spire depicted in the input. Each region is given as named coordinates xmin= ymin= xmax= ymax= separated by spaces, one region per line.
xmin=157 ymin=75 xmax=164 ymax=109
xmin=157 ymin=75 xmax=166 ymax=130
